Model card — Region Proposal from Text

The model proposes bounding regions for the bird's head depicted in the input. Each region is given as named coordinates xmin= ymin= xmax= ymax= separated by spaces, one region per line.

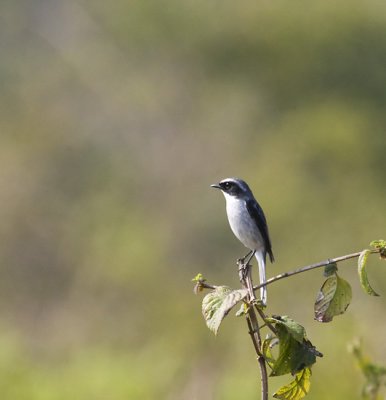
xmin=211 ymin=178 xmax=252 ymax=199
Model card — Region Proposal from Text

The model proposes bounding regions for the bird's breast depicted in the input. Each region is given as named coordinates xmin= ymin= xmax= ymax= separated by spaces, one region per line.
xmin=224 ymin=196 xmax=264 ymax=251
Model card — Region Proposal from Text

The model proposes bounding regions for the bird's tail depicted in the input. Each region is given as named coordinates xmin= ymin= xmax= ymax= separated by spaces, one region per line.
xmin=255 ymin=251 xmax=267 ymax=305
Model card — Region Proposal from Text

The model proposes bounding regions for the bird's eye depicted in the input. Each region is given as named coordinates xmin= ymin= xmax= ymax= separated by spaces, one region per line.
xmin=223 ymin=182 xmax=232 ymax=189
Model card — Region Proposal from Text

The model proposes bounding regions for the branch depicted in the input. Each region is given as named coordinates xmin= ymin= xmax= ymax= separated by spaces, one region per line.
xmin=239 ymin=261 xmax=269 ymax=400
xmin=246 ymin=307 xmax=269 ymax=400
xmin=253 ymin=249 xmax=380 ymax=291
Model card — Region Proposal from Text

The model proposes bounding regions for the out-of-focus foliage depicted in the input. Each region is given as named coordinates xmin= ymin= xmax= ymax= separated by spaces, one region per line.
xmin=0 ymin=0 xmax=385 ymax=399
xmin=349 ymin=340 xmax=386 ymax=400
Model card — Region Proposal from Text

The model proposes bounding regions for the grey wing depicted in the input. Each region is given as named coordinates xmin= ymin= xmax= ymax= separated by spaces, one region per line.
xmin=246 ymin=199 xmax=274 ymax=263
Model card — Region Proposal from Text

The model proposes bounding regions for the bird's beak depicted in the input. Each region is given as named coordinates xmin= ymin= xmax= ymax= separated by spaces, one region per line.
xmin=210 ymin=183 xmax=221 ymax=189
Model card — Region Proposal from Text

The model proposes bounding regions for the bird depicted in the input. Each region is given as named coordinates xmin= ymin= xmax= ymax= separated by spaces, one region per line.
xmin=211 ymin=178 xmax=274 ymax=304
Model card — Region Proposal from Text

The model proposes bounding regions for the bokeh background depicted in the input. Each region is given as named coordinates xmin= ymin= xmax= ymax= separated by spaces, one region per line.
xmin=1 ymin=0 xmax=385 ymax=399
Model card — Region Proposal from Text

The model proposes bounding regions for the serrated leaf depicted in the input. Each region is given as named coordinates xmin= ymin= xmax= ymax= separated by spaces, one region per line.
xmin=268 ymin=316 xmax=306 ymax=343
xmin=270 ymin=325 xmax=318 ymax=376
xmin=202 ymin=287 xmax=248 ymax=335
xmin=358 ymin=249 xmax=380 ymax=297
xmin=314 ymin=274 xmax=352 ymax=323
xmin=273 ymin=367 xmax=312 ymax=400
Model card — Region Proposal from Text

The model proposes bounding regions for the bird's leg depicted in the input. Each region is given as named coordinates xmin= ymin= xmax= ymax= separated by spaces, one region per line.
xmin=244 ymin=250 xmax=256 ymax=266
xmin=238 ymin=250 xmax=256 ymax=284
xmin=239 ymin=250 xmax=253 ymax=265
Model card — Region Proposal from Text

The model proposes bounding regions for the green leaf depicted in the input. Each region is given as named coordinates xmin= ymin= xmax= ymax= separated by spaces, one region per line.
xmin=270 ymin=324 xmax=319 ymax=376
xmin=202 ymin=286 xmax=248 ymax=335
xmin=358 ymin=249 xmax=380 ymax=297
xmin=262 ymin=336 xmax=277 ymax=367
xmin=264 ymin=316 xmax=321 ymax=377
xmin=273 ymin=367 xmax=312 ymax=400
xmin=314 ymin=273 xmax=352 ymax=322
xmin=267 ymin=316 xmax=306 ymax=343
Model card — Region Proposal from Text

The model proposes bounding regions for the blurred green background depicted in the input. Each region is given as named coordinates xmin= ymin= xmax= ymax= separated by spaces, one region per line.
xmin=1 ymin=0 xmax=385 ymax=399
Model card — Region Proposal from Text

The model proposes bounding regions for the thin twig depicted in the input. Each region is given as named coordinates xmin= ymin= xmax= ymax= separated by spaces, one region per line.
xmin=246 ymin=313 xmax=262 ymax=356
xmin=246 ymin=307 xmax=269 ymax=400
xmin=240 ymin=259 xmax=269 ymax=400
xmin=196 ymin=249 xmax=380 ymax=294
xmin=193 ymin=281 xmax=216 ymax=292
xmin=253 ymin=249 xmax=380 ymax=291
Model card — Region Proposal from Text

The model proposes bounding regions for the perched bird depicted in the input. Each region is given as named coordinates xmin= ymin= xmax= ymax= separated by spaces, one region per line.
xmin=211 ymin=178 xmax=274 ymax=304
